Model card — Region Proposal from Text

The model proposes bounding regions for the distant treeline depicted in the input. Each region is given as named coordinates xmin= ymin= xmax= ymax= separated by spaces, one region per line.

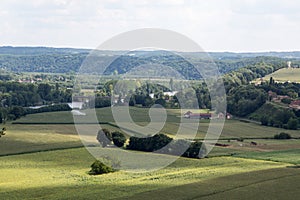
xmin=0 ymin=47 xmax=288 ymax=80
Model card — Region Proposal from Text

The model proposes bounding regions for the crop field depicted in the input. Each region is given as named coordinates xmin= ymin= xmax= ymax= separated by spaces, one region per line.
xmin=0 ymin=147 xmax=293 ymax=200
xmin=0 ymin=124 xmax=81 ymax=155
xmin=2 ymin=107 xmax=300 ymax=199
xmin=261 ymin=68 xmax=300 ymax=83
xmin=14 ymin=107 xmax=300 ymax=140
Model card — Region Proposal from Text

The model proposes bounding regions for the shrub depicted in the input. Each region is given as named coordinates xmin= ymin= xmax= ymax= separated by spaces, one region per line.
xmin=274 ymin=132 xmax=292 ymax=140
xmin=89 ymin=160 xmax=114 ymax=175
xmin=112 ymin=131 xmax=126 ymax=147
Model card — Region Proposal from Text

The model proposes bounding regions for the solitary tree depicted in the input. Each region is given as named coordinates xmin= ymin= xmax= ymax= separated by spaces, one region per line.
xmin=269 ymin=77 xmax=275 ymax=85
xmin=96 ymin=129 xmax=112 ymax=147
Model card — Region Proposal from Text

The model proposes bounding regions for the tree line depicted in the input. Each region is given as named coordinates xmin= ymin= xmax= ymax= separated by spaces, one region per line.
xmin=97 ymin=129 xmax=207 ymax=159
xmin=0 ymin=81 xmax=72 ymax=120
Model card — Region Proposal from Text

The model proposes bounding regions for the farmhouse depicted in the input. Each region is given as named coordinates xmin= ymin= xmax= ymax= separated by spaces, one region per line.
xmin=149 ymin=91 xmax=178 ymax=99
xmin=67 ymin=102 xmax=84 ymax=109
xmin=218 ymin=112 xmax=232 ymax=119
xmin=289 ymin=100 xmax=300 ymax=110
xmin=72 ymin=96 xmax=92 ymax=103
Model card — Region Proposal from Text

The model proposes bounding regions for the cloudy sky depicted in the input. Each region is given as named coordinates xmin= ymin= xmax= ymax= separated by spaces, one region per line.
xmin=0 ymin=0 xmax=299 ymax=52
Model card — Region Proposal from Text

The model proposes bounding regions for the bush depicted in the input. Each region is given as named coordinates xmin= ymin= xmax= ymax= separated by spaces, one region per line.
xmin=274 ymin=132 xmax=292 ymax=140
xmin=89 ymin=160 xmax=114 ymax=175
xmin=112 ymin=131 xmax=126 ymax=147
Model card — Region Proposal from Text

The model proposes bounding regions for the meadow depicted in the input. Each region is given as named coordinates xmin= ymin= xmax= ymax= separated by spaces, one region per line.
xmin=0 ymin=147 xmax=294 ymax=200
xmin=1 ymin=107 xmax=300 ymax=199
xmin=261 ymin=68 xmax=300 ymax=83
xmin=13 ymin=107 xmax=300 ymax=139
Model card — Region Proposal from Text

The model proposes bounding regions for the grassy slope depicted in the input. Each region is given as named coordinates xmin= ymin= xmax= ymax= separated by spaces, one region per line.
xmin=125 ymin=167 xmax=300 ymax=200
xmin=0 ymin=124 xmax=81 ymax=155
xmin=233 ymin=148 xmax=300 ymax=164
xmin=3 ymin=107 xmax=300 ymax=199
xmin=0 ymin=148 xmax=288 ymax=200
xmin=263 ymin=68 xmax=300 ymax=83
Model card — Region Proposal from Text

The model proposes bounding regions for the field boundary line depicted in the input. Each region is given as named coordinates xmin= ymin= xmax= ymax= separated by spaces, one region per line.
xmin=0 ymin=145 xmax=84 ymax=157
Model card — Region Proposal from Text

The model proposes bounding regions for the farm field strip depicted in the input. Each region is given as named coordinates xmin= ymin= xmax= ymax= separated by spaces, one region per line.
xmin=0 ymin=147 xmax=289 ymax=200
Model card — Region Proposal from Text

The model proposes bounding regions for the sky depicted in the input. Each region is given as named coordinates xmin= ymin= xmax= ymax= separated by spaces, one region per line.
xmin=0 ymin=0 xmax=299 ymax=52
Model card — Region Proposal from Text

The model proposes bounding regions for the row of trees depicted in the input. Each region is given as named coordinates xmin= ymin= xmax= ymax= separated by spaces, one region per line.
xmin=260 ymin=109 xmax=298 ymax=130
xmin=96 ymin=129 xmax=207 ymax=159
xmin=0 ymin=82 xmax=72 ymax=107
xmin=0 ymin=104 xmax=71 ymax=121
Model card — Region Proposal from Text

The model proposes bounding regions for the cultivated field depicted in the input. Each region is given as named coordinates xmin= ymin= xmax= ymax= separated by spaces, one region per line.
xmin=0 ymin=147 xmax=293 ymax=200
xmin=1 ymin=107 xmax=300 ymax=199
xmin=14 ymin=107 xmax=300 ymax=139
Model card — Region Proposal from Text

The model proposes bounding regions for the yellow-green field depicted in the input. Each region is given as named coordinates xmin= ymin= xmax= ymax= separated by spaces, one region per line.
xmin=0 ymin=147 xmax=294 ymax=200
xmin=261 ymin=68 xmax=300 ymax=83
xmin=1 ymin=107 xmax=300 ymax=199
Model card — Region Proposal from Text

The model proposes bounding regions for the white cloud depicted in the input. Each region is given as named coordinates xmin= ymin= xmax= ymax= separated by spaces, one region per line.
xmin=0 ymin=0 xmax=299 ymax=51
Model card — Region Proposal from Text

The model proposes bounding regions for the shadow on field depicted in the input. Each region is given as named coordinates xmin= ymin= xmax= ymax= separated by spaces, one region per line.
xmin=120 ymin=167 xmax=300 ymax=200
xmin=1 ymin=167 xmax=300 ymax=199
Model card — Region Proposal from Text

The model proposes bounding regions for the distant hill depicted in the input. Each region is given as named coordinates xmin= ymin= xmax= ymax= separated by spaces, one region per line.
xmin=0 ymin=46 xmax=299 ymax=79
xmin=0 ymin=46 xmax=90 ymax=55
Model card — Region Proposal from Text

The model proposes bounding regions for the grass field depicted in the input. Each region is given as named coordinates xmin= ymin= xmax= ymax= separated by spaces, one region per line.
xmin=2 ymin=107 xmax=300 ymax=199
xmin=0 ymin=147 xmax=292 ymax=200
xmin=13 ymin=107 xmax=300 ymax=140
xmin=262 ymin=68 xmax=300 ymax=83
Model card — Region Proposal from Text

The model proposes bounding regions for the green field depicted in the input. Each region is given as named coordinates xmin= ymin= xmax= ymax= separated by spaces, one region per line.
xmin=0 ymin=147 xmax=293 ymax=200
xmin=262 ymin=68 xmax=300 ymax=83
xmin=1 ymin=107 xmax=300 ymax=199
xmin=13 ymin=107 xmax=300 ymax=140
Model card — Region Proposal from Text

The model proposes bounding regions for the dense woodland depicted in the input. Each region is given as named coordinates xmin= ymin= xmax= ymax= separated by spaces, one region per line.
xmin=0 ymin=46 xmax=295 ymax=79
